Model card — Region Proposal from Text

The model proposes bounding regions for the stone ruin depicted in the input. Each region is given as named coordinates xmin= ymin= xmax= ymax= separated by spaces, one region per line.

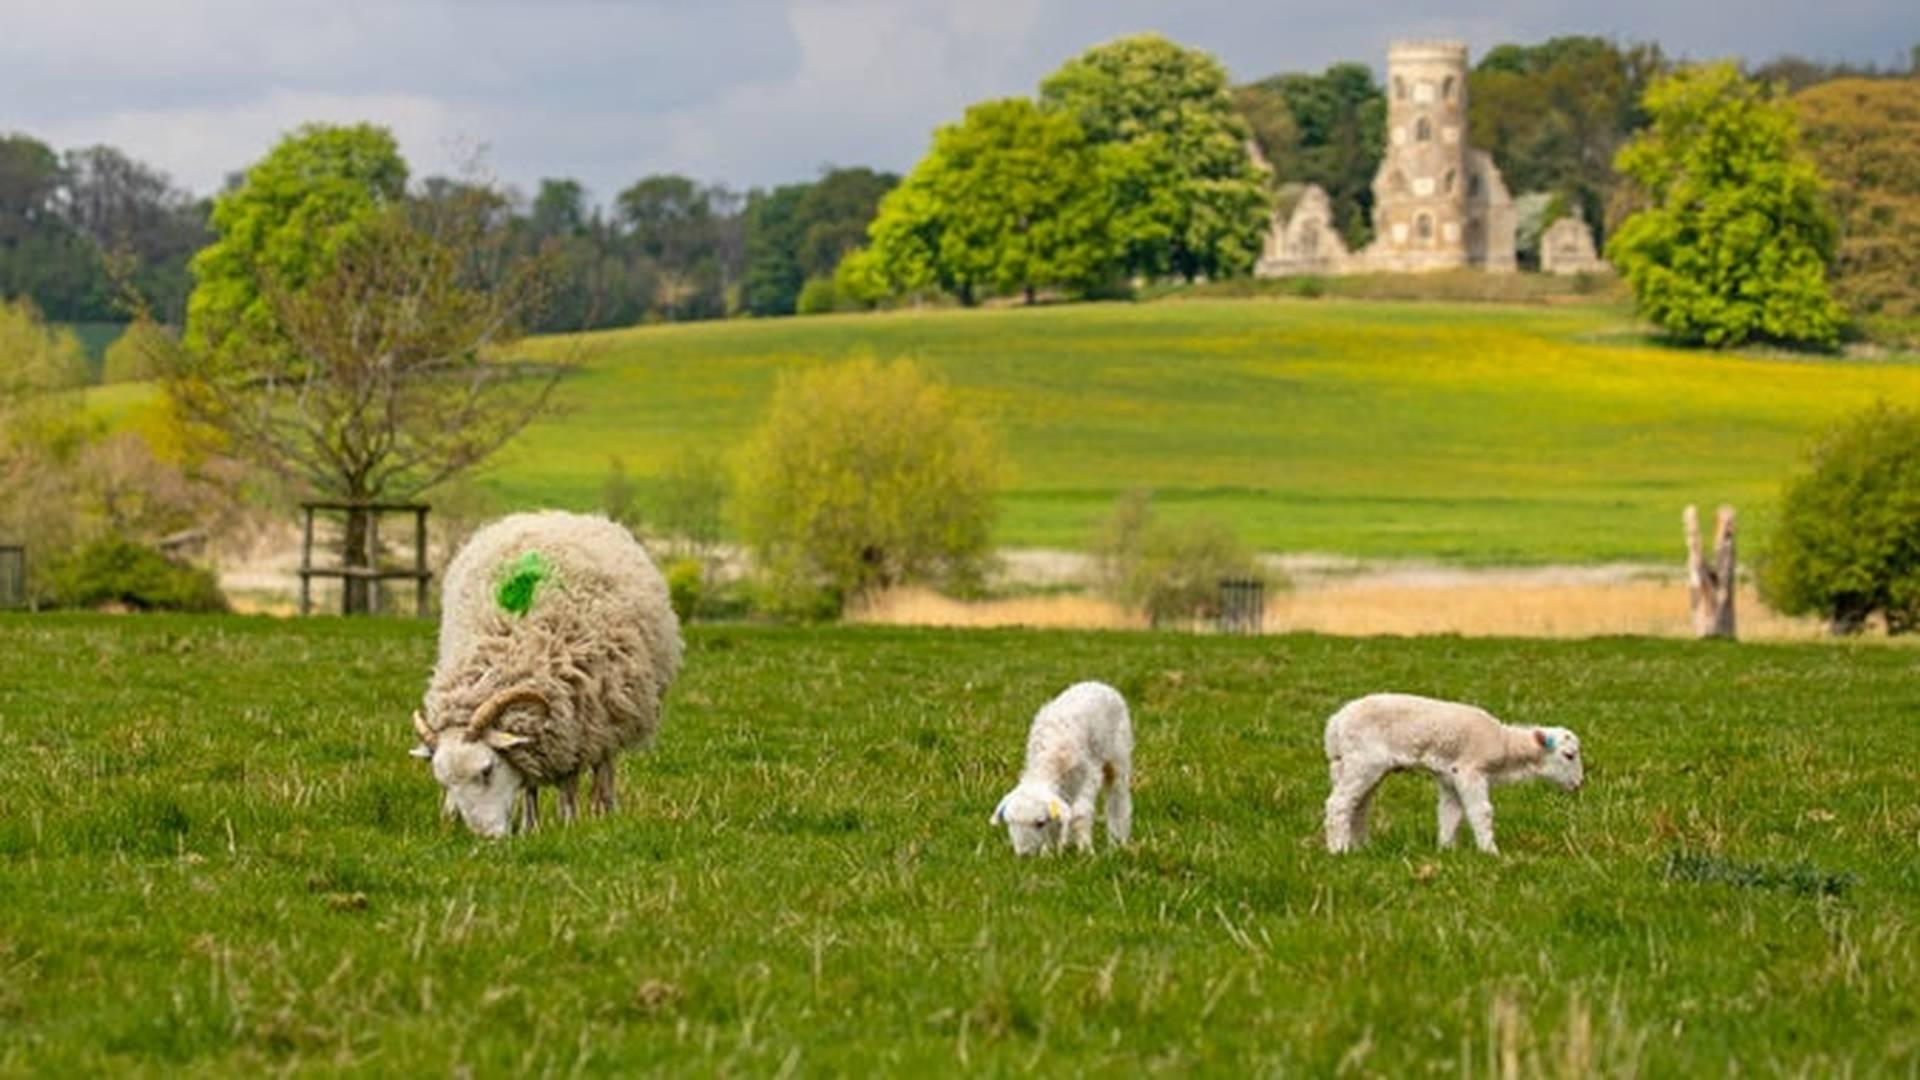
xmin=1539 ymin=214 xmax=1606 ymax=275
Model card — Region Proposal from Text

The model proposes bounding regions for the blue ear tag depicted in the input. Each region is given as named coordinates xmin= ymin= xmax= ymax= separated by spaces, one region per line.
xmin=1543 ymin=732 xmax=1558 ymax=752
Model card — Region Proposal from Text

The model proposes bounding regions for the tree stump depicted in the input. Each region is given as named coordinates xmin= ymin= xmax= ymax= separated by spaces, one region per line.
xmin=1684 ymin=504 xmax=1736 ymax=639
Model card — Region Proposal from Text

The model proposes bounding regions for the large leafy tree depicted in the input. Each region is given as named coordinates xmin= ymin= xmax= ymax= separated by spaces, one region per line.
xmin=185 ymin=123 xmax=408 ymax=366
xmin=1470 ymin=36 xmax=1665 ymax=241
xmin=1607 ymin=63 xmax=1846 ymax=349
xmin=0 ymin=135 xmax=110 ymax=321
xmin=1040 ymin=34 xmax=1269 ymax=281
xmin=171 ymin=129 xmax=564 ymax=612
xmin=1234 ymin=63 xmax=1385 ymax=247
xmin=1793 ymin=79 xmax=1920 ymax=330
xmin=867 ymin=98 xmax=1112 ymax=305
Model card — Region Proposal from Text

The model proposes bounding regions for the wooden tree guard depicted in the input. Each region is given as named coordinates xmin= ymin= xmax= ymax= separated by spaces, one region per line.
xmin=1684 ymin=504 xmax=1736 ymax=639
xmin=1217 ymin=577 xmax=1264 ymax=635
xmin=0 ymin=545 xmax=25 ymax=610
xmin=298 ymin=502 xmax=433 ymax=617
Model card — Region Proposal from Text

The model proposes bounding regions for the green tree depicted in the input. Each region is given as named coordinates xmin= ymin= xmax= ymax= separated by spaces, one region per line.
xmin=741 ymin=183 xmax=810 ymax=316
xmin=1762 ymin=404 xmax=1920 ymax=634
xmin=733 ymin=357 xmax=999 ymax=615
xmin=867 ymin=98 xmax=1112 ymax=305
xmin=1607 ymin=63 xmax=1846 ymax=349
xmin=0 ymin=134 xmax=112 ymax=322
xmin=1793 ymin=79 xmax=1920 ymax=332
xmin=1040 ymin=34 xmax=1270 ymax=281
xmin=1235 ymin=62 xmax=1385 ymax=247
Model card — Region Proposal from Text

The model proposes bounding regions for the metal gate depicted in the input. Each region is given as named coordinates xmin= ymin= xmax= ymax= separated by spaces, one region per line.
xmin=1217 ymin=577 xmax=1263 ymax=635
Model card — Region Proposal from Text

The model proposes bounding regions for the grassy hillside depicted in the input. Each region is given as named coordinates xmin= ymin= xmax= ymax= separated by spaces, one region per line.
xmin=498 ymin=299 xmax=1920 ymax=562
xmin=1 ymin=615 xmax=1913 ymax=1073
xmin=85 ymin=298 xmax=1920 ymax=562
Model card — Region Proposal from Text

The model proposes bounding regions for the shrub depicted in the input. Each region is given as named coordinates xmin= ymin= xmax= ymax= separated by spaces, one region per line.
xmin=1760 ymin=403 xmax=1920 ymax=634
xmin=733 ymin=357 xmax=999 ymax=618
xmin=665 ymin=557 xmax=704 ymax=623
xmin=1092 ymin=490 xmax=1266 ymax=628
xmin=795 ymin=276 xmax=839 ymax=315
xmin=43 ymin=537 xmax=227 ymax=612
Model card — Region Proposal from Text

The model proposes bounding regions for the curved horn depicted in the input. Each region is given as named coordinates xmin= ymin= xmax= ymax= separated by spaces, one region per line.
xmin=468 ymin=686 xmax=550 ymax=735
xmin=412 ymin=709 xmax=436 ymax=746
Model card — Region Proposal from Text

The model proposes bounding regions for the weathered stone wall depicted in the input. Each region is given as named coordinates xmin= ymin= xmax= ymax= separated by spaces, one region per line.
xmin=1540 ymin=215 xmax=1606 ymax=275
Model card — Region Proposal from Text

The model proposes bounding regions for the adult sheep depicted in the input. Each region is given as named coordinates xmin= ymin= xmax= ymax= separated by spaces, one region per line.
xmin=410 ymin=511 xmax=682 ymax=838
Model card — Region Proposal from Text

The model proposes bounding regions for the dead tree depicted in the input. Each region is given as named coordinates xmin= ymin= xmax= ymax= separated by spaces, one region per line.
xmin=1684 ymin=504 xmax=1736 ymax=639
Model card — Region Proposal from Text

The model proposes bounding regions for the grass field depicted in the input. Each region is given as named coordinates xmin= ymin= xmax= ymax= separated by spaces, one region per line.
xmin=82 ymin=298 xmax=1920 ymax=564
xmin=3 ymin=614 xmax=1915 ymax=1073
xmin=495 ymin=298 xmax=1920 ymax=563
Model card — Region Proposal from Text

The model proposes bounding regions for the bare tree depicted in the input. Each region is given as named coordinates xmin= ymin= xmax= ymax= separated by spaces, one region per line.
xmin=1684 ymin=504 xmax=1736 ymax=639
xmin=161 ymin=192 xmax=570 ymax=612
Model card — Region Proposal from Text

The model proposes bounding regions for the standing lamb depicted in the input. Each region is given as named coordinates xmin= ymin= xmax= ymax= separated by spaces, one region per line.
xmin=1323 ymin=693 xmax=1583 ymax=854
xmin=409 ymin=511 xmax=683 ymax=838
xmin=990 ymin=681 xmax=1134 ymax=856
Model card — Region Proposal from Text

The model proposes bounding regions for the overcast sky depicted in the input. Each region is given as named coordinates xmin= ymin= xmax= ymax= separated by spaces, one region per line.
xmin=4 ymin=1 xmax=1913 ymax=207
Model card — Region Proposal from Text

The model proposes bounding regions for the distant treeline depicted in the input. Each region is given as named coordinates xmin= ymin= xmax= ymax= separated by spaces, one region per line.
xmin=0 ymin=40 xmax=1911 ymax=333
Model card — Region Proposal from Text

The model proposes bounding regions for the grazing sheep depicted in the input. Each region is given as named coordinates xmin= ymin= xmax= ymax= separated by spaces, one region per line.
xmin=990 ymin=681 xmax=1133 ymax=856
xmin=1323 ymin=693 xmax=1583 ymax=854
xmin=410 ymin=511 xmax=682 ymax=838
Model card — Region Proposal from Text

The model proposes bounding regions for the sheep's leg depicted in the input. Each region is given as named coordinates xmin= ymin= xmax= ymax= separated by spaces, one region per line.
xmin=1435 ymin=775 xmax=1465 ymax=849
xmin=1325 ymin=760 xmax=1386 ymax=853
xmin=556 ymin=774 xmax=581 ymax=824
xmin=1455 ymin=772 xmax=1498 ymax=854
xmin=1104 ymin=761 xmax=1133 ymax=847
xmin=590 ymin=759 xmax=618 ymax=815
xmin=1070 ymin=794 xmax=1098 ymax=852
xmin=519 ymin=787 xmax=540 ymax=833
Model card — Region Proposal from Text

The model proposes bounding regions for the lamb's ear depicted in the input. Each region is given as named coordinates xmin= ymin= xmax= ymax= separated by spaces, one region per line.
xmin=484 ymin=730 xmax=532 ymax=750
xmin=409 ymin=744 xmax=433 ymax=760
xmin=1534 ymin=728 xmax=1557 ymax=752
xmin=990 ymin=797 xmax=1008 ymax=826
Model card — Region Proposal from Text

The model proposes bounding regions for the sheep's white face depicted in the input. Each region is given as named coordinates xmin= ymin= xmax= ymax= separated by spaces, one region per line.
xmin=429 ymin=738 xmax=525 ymax=838
xmin=992 ymin=786 xmax=1067 ymax=856
xmin=1536 ymin=727 xmax=1584 ymax=791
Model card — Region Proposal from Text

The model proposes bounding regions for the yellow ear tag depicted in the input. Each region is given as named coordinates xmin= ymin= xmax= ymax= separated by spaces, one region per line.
xmin=1048 ymin=799 xmax=1063 ymax=821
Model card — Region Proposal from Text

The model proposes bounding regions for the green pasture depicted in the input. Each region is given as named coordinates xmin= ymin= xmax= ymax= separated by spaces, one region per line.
xmin=1 ymin=615 xmax=1915 ymax=1073
xmin=86 ymin=298 xmax=1920 ymax=562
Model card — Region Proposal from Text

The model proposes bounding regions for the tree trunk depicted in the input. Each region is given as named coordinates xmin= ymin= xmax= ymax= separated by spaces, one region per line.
xmin=1684 ymin=504 xmax=1736 ymax=639
xmin=342 ymin=504 xmax=373 ymax=615
xmin=1024 ymin=284 xmax=1036 ymax=306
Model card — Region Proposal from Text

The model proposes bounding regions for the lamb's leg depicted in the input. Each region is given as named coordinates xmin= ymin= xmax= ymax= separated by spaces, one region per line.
xmin=1103 ymin=761 xmax=1133 ymax=847
xmin=1070 ymin=794 xmax=1098 ymax=852
xmin=1325 ymin=760 xmax=1386 ymax=853
xmin=1435 ymin=775 xmax=1465 ymax=849
xmin=1455 ymin=772 xmax=1498 ymax=854
xmin=556 ymin=774 xmax=581 ymax=824
xmin=519 ymin=786 xmax=540 ymax=833
xmin=590 ymin=759 xmax=618 ymax=815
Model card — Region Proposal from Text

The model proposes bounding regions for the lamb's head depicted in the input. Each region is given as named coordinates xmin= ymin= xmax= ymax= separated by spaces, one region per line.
xmin=990 ymin=783 xmax=1069 ymax=856
xmin=1532 ymin=727 xmax=1584 ymax=792
xmin=410 ymin=687 xmax=544 ymax=838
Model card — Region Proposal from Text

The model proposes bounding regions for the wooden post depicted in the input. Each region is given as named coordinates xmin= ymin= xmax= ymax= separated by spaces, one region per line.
xmin=1684 ymin=504 xmax=1736 ymax=639
xmin=367 ymin=512 xmax=382 ymax=616
xmin=299 ymin=507 xmax=314 ymax=616
xmin=414 ymin=506 xmax=430 ymax=618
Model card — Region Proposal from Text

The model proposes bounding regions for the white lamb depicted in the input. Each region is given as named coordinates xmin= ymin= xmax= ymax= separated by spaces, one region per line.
xmin=1323 ymin=692 xmax=1583 ymax=854
xmin=990 ymin=681 xmax=1133 ymax=856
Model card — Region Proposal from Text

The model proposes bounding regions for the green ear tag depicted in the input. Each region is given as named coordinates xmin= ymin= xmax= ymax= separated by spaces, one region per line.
xmin=496 ymin=551 xmax=553 ymax=616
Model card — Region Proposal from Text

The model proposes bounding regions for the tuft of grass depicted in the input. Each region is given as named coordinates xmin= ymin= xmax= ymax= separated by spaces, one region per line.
xmin=2 ymin=613 xmax=1917 ymax=1072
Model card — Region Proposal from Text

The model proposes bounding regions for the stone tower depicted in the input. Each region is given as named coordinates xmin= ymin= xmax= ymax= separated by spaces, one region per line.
xmin=1367 ymin=40 xmax=1515 ymax=272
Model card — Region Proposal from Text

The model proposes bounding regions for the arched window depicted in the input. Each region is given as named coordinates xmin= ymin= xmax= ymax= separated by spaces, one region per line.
xmin=1415 ymin=117 xmax=1432 ymax=142
xmin=1443 ymin=76 xmax=1455 ymax=102
xmin=1444 ymin=169 xmax=1456 ymax=194
xmin=1467 ymin=172 xmax=1482 ymax=198
xmin=1416 ymin=214 xmax=1434 ymax=243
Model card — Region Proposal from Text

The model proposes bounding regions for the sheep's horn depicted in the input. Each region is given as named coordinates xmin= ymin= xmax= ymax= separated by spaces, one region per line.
xmin=468 ymin=686 xmax=550 ymax=735
xmin=412 ymin=709 xmax=435 ymax=747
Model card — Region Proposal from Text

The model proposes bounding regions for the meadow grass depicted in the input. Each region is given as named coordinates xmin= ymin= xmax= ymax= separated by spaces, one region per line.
xmin=2 ymin=613 xmax=1915 ymax=1074
xmin=82 ymin=298 xmax=1920 ymax=563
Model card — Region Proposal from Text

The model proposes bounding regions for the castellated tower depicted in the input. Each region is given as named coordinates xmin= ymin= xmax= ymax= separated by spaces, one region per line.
xmin=1367 ymin=41 xmax=1515 ymax=273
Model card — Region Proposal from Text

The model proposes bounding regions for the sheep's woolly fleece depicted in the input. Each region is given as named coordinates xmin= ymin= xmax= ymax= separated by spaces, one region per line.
xmin=422 ymin=511 xmax=683 ymax=785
